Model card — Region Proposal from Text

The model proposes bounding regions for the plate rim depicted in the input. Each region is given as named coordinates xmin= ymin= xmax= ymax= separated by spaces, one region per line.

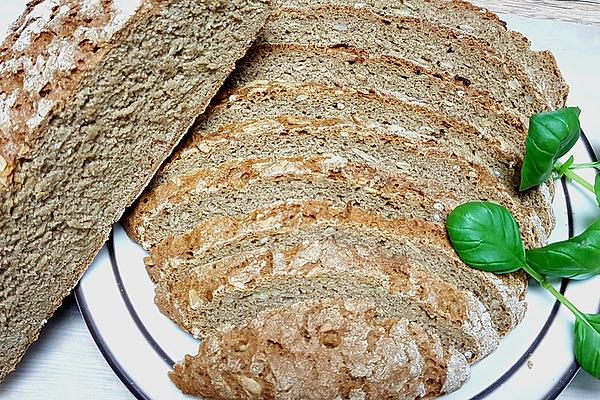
xmin=75 ymin=132 xmax=599 ymax=400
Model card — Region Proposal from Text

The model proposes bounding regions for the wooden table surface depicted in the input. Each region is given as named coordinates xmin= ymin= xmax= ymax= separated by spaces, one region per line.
xmin=1 ymin=1 xmax=600 ymax=399
xmin=473 ymin=0 xmax=600 ymax=25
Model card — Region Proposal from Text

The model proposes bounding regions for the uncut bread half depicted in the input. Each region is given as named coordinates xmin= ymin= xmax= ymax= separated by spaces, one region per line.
xmin=0 ymin=0 xmax=270 ymax=381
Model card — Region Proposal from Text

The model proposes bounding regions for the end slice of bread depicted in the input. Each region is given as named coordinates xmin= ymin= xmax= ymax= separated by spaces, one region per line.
xmin=170 ymin=299 xmax=471 ymax=399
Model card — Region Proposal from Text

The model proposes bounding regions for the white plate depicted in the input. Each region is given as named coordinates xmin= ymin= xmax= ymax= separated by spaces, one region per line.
xmin=75 ymin=14 xmax=600 ymax=400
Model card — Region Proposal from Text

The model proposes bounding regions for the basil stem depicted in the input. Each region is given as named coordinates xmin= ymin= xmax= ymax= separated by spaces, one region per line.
xmin=569 ymin=161 xmax=600 ymax=170
xmin=595 ymin=175 xmax=600 ymax=207
xmin=523 ymin=263 xmax=600 ymax=378
xmin=555 ymin=159 xmax=595 ymax=193
xmin=555 ymin=156 xmax=575 ymax=179
xmin=522 ymin=263 xmax=588 ymax=321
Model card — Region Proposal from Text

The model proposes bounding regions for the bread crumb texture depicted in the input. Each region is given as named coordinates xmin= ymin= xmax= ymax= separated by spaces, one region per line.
xmin=0 ymin=0 xmax=271 ymax=382
xmin=0 ymin=0 xmax=144 ymax=185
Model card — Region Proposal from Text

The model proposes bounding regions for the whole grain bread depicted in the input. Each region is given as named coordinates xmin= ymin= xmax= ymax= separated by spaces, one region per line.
xmin=259 ymin=6 xmax=552 ymax=121
xmin=146 ymin=201 xmax=527 ymax=337
xmin=124 ymin=136 xmax=546 ymax=251
xmin=170 ymin=299 xmax=471 ymax=399
xmin=154 ymin=234 xmax=501 ymax=362
xmin=124 ymin=82 xmax=554 ymax=247
xmin=117 ymin=2 xmax=569 ymax=397
xmin=0 ymin=0 xmax=271 ymax=380
xmin=273 ymin=0 xmax=568 ymax=110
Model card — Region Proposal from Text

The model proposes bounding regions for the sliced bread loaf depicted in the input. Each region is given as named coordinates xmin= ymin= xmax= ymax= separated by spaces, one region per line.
xmin=259 ymin=6 xmax=552 ymax=120
xmin=272 ymin=0 xmax=568 ymax=109
xmin=0 ymin=0 xmax=271 ymax=380
xmin=147 ymin=201 xmax=527 ymax=336
xmin=125 ymin=152 xmax=545 ymax=251
xmin=154 ymin=235 xmax=500 ymax=362
xmin=170 ymin=299 xmax=471 ymax=399
xmin=124 ymin=84 xmax=554 ymax=248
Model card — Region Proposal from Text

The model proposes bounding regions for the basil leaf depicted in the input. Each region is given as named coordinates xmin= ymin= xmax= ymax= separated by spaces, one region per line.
xmin=526 ymin=219 xmax=600 ymax=280
xmin=595 ymin=175 xmax=600 ymax=207
xmin=520 ymin=107 xmax=582 ymax=191
xmin=575 ymin=313 xmax=600 ymax=379
xmin=447 ymin=202 xmax=525 ymax=273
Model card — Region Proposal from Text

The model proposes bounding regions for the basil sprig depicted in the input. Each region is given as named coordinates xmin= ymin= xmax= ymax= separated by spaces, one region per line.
xmin=447 ymin=201 xmax=600 ymax=379
xmin=520 ymin=107 xmax=581 ymax=191
xmin=526 ymin=219 xmax=600 ymax=280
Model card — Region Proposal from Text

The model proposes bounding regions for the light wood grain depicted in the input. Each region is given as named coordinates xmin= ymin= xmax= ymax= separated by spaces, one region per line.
xmin=471 ymin=0 xmax=600 ymax=26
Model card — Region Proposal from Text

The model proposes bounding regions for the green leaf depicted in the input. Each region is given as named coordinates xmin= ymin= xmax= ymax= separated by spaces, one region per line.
xmin=446 ymin=202 xmax=525 ymax=273
xmin=575 ymin=313 xmax=600 ymax=379
xmin=595 ymin=175 xmax=600 ymax=207
xmin=520 ymin=107 xmax=582 ymax=191
xmin=526 ymin=219 xmax=600 ymax=280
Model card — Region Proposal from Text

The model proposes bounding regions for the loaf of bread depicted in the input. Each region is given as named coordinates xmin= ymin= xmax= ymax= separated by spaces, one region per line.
xmin=0 ymin=0 xmax=271 ymax=381
xmin=122 ymin=1 xmax=567 ymax=398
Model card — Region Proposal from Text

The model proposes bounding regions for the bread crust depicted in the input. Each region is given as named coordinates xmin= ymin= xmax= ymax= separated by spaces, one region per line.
xmin=170 ymin=299 xmax=471 ymax=400
xmin=0 ymin=0 xmax=151 ymax=185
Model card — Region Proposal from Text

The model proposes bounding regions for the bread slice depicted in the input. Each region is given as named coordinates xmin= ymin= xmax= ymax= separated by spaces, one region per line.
xmin=226 ymin=43 xmax=527 ymax=137
xmin=259 ymin=6 xmax=553 ymax=120
xmin=147 ymin=201 xmax=527 ymax=336
xmin=170 ymin=299 xmax=471 ymax=399
xmin=125 ymin=151 xmax=545 ymax=251
xmin=272 ymin=0 xmax=568 ymax=109
xmin=124 ymin=84 xmax=554 ymax=248
xmin=0 ymin=0 xmax=271 ymax=380
xmin=155 ymin=235 xmax=501 ymax=362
